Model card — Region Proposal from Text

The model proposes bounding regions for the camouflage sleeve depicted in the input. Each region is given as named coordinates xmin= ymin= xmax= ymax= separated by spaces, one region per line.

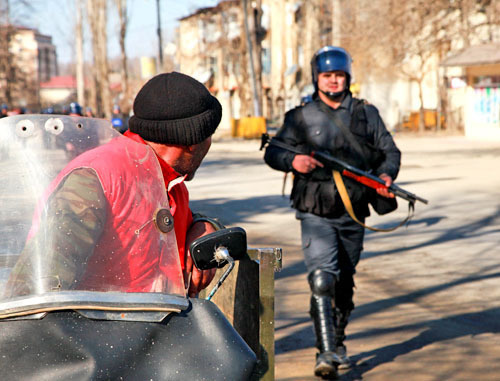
xmin=6 ymin=168 xmax=107 ymax=296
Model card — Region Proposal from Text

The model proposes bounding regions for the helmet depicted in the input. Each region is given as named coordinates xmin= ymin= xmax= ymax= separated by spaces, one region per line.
xmin=311 ymin=46 xmax=352 ymax=97
xmin=69 ymin=102 xmax=82 ymax=116
xmin=300 ymin=94 xmax=313 ymax=105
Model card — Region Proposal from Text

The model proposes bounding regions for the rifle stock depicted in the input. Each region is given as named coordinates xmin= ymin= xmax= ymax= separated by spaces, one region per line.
xmin=262 ymin=134 xmax=428 ymax=205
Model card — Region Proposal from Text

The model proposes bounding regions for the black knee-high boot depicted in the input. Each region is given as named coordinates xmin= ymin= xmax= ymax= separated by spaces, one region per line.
xmin=332 ymin=273 xmax=355 ymax=369
xmin=308 ymin=270 xmax=338 ymax=379
xmin=310 ymin=294 xmax=336 ymax=353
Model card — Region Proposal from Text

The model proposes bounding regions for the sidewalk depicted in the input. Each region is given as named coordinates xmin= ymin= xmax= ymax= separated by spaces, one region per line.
xmin=189 ymin=134 xmax=500 ymax=381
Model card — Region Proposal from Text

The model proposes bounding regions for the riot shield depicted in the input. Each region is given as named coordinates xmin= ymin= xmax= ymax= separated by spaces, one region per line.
xmin=0 ymin=115 xmax=187 ymax=321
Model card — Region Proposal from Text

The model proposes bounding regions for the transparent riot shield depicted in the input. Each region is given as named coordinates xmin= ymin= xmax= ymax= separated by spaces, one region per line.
xmin=0 ymin=115 xmax=188 ymax=321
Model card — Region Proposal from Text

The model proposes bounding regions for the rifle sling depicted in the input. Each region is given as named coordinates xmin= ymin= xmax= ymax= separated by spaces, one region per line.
xmin=333 ymin=170 xmax=413 ymax=232
xmin=321 ymin=102 xmax=414 ymax=231
xmin=318 ymin=99 xmax=371 ymax=169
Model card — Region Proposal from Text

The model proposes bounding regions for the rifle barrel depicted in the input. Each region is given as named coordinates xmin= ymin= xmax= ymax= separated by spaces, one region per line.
xmin=265 ymin=136 xmax=428 ymax=205
xmin=313 ymin=151 xmax=428 ymax=205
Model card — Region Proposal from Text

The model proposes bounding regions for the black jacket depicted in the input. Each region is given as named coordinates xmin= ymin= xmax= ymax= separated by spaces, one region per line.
xmin=264 ymin=93 xmax=401 ymax=218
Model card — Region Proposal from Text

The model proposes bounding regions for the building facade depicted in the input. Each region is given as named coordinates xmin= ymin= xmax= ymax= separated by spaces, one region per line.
xmin=175 ymin=0 xmax=500 ymax=138
xmin=0 ymin=25 xmax=57 ymax=111
xmin=442 ymin=44 xmax=500 ymax=139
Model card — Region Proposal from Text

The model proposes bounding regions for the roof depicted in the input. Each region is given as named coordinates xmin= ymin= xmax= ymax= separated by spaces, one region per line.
xmin=178 ymin=0 xmax=239 ymax=21
xmin=0 ymin=24 xmax=48 ymax=38
xmin=441 ymin=44 xmax=500 ymax=67
xmin=40 ymin=76 xmax=77 ymax=89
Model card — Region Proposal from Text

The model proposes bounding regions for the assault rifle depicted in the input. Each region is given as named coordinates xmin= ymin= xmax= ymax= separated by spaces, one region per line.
xmin=260 ymin=133 xmax=428 ymax=206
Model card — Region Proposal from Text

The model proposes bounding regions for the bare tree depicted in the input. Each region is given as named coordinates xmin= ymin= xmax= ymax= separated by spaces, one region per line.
xmin=338 ymin=0 xmax=500 ymax=133
xmin=114 ymin=0 xmax=130 ymax=109
xmin=242 ymin=0 xmax=262 ymax=116
xmin=449 ymin=0 xmax=500 ymax=44
xmin=0 ymin=0 xmax=14 ymax=105
xmin=387 ymin=1 xmax=445 ymax=132
xmin=455 ymin=0 xmax=475 ymax=48
xmin=481 ymin=0 xmax=500 ymax=41
xmin=300 ymin=0 xmax=322 ymax=89
xmin=86 ymin=0 xmax=111 ymax=118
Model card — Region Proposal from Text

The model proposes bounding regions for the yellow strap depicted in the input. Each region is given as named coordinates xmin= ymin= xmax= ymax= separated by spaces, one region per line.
xmin=333 ymin=170 xmax=409 ymax=232
xmin=282 ymin=172 xmax=288 ymax=196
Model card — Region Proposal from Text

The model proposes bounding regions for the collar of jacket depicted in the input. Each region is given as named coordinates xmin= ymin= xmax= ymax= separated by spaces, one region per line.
xmin=315 ymin=91 xmax=353 ymax=113
xmin=124 ymin=130 xmax=182 ymax=185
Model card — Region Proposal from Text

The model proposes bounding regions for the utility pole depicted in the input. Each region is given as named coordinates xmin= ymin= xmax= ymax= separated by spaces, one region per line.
xmin=75 ymin=0 xmax=85 ymax=107
xmin=242 ymin=0 xmax=261 ymax=117
xmin=156 ymin=0 xmax=163 ymax=69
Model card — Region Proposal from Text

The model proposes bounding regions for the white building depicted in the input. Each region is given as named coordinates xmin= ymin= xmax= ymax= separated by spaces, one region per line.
xmin=442 ymin=44 xmax=500 ymax=140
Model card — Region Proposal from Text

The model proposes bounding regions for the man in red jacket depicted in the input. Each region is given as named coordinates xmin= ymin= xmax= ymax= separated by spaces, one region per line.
xmin=7 ymin=72 xmax=220 ymax=298
xmin=126 ymin=71 xmax=222 ymax=296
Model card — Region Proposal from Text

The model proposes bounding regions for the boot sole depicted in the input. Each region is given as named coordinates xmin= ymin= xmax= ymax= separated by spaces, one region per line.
xmin=337 ymin=362 xmax=352 ymax=370
xmin=314 ymin=361 xmax=338 ymax=379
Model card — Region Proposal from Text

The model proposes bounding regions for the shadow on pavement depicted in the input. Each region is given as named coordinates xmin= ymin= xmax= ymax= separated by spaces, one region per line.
xmin=190 ymin=195 xmax=291 ymax=226
xmin=275 ymin=268 xmax=500 ymax=380
xmin=352 ymin=270 xmax=500 ymax=322
xmin=276 ymin=270 xmax=500 ymax=351
xmin=344 ymin=306 xmax=500 ymax=379
xmin=364 ymin=205 xmax=500 ymax=258
xmin=202 ymin=156 xmax=265 ymax=168
xmin=275 ymin=260 xmax=307 ymax=280
xmin=191 ymin=163 xmax=500 ymax=379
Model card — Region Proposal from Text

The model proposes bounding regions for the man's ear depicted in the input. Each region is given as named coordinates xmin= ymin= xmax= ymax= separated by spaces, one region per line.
xmin=184 ymin=144 xmax=197 ymax=153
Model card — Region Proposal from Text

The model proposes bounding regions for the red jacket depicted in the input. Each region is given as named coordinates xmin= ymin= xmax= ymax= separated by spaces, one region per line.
xmin=124 ymin=131 xmax=193 ymax=271
xmin=29 ymin=133 xmax=191 ymax=294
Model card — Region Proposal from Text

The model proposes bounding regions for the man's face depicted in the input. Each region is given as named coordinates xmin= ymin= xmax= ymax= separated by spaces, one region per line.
xmin=317 ymin=71 xmax=347 ymax=94
xmin=178 ymin=137 xmax=212 ymax=181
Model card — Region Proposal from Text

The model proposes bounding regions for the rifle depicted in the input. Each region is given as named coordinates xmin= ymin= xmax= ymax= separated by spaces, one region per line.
xmin=260 ymin=133 xmax=428 ymax=206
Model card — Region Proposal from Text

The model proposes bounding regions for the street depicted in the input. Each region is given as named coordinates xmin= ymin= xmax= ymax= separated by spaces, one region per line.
xmin=188 ymin=133 xmax=500 ymax=381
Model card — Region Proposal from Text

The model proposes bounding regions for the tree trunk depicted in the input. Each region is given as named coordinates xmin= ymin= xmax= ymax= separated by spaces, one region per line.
xmin=417 ymin=79 xmax=425 ymax=133
xmin=303 ymin=0 xmax=321 ymax=88
xmin=332 ymin=0 xmax=341 ymax=45
xmin=86 ymin=0 xmax=111 ymax=118
xmin=115 ymin=0 xmax=129 ymax=109
xmin=0 ymin=0 xmax=13 ymax=105
xmin=242 ymin=0 xmax=261 ymax=116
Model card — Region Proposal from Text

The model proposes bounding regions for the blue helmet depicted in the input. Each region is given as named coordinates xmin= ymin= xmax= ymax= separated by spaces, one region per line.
xmin=300 ymin=94 xmax=313 ymax=105
xmin=69 ymin=102 xmax=82 ymax=116
xmin=311 ymin=46 xmax=352 ymax=95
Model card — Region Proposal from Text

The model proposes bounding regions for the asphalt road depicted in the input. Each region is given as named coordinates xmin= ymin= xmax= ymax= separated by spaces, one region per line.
xmin=188 ymin=133 xmax=500 ymax=381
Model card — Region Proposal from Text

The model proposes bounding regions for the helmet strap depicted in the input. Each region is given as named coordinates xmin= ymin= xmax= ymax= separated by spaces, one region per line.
xmin=320 ymin=88 xmax=347 ymax=102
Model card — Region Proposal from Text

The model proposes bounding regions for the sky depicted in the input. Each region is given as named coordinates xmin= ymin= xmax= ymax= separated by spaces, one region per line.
xmin=27 ymin=0 xmax=219 ymax=64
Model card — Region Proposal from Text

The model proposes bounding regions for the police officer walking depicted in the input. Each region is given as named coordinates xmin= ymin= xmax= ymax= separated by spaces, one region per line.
xmin=0 ymin=104 xmax=9 ymax=118
xmin=111 ymin=104 xmax=128 ymax=134
xmin=264 ymin=46 xmax=401 ymax=379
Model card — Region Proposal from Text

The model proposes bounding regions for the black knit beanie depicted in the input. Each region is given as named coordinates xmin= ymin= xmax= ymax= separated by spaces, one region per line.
xmin=128 ymin=72 xmax=222 ymax=145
